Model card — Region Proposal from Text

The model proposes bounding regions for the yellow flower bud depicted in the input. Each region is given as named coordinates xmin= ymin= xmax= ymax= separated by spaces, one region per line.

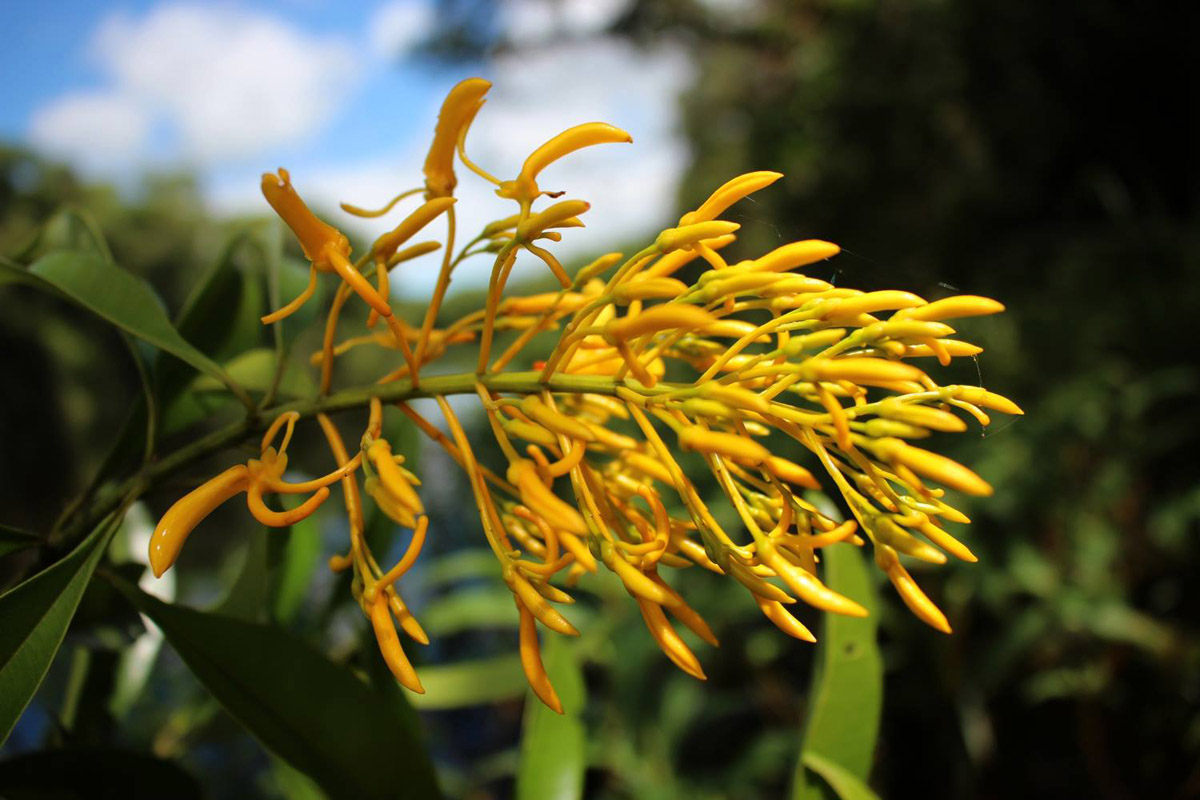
xmin=149 ymin=465 xmax=249 ymax=578
xmin=603 ymin=304 xmax=716 ymax=341
xmin=519 ymin=396 xmax=596 ymax=442
xmin=507 ymin=460 xmax=588 ymax=535
xmin=612 ymin=277 xmax=688 ymax=303
xmin=764 ymin=456 xmax=821 ymax=489
xmin=260 ymin=169 xmax=350 ymax=272
xmin=519 ymin=122 xmax=632 ymax=185
xmin=804 ymin=357 xmax=925 ymax=386
xmin=655 ymin=220 xmax=741 ymax=253
xmin=953 ymin=386 xmax=1024 ymax=415
xmin=820 ymin=290 xmax=926 ymax=319
xmin=677 ymin=427 xmax=770 ymax=465
xmin=423 ymin=77 xmax=492 ymax=198
xmin=370 ymin=197 xmax=456 ymax=261
xmin=874 ymin=439 xmax=993 ymax=496
xmin=750 ymin=240 xmax=841 ymax=273
xmin=679 ymin=170 xmax=783 ymax=226
xmin=894 ymin=295 xmax=1005 ymax=322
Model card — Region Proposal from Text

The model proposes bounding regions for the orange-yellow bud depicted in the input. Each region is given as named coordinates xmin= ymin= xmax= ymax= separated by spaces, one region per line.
xmin=261 ymin=169 xmax=350 ymax=272
xmin=603 ymin=304 xmax=716 ymax=341
xmin=149 ymin=465 xmax=249 ymax=578
xmin=677 ymin=427 xmax=770 ymax=464
xmin=894 ymin=295 xmax=1005 ymax=322
xmin=751 ymin=240 xmax=841 ymax=273
xmin=679 ymin=171 xmax=783 ymax=226
xmin=423 ymin=78 xmax=492 ymax=198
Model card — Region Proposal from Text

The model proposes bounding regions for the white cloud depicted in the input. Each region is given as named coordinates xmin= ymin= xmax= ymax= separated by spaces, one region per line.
xmin=368 ymin=0 xmax=436 ymax=58
xmin=29 ymin=91 xmax=152 ymax=172
xmin=29 ymin=3 xmax=358 ymax=171
xmin=209 ymin=34 xmax=693 ymax=296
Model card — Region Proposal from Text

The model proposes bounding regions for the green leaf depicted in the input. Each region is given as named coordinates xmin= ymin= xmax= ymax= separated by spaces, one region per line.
xmin=408 ymin=655 xmax=527 ymax=710
xmin=111 ymin=580 xmax=442 ymax=800
xmin=516 ymin=636 xmax=587 ymax=800
xmin=159 ymin=228 xmax=267 ymax=407
xmin=791 ymin=543 xmax=882 ymax=800
xmin=422 ymin=589 xmax=521 ymax=636
xmin=215 ymin=527 xmax=273 ymax=621
xmin=0 ymin=519 xmax=116 ymax=745
xmin=192 ymin=348 xmax=315 ymax=398
xmin=273 ymin=511 xmax=322 ymax=625
xmin=0 ymin=524 xmax=39 ymax=559
xmin=800 ymin=752 xmax=881 ymax=800
xmin=19 ymin=251 xmax=246 ymax=401
xmin=0 ymin=748 xmax=202 ymax=800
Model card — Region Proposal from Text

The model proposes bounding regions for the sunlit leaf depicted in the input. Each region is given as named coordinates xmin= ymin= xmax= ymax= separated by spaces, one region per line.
xmin=408 ymin=655 xmax=527 ymax=710
xmin=192 ymin=348 xmax=314 ymax=399
xmin=0 ymin=518 xmax=116 ymax=745
xmin=516 ymin=635 xmax=587 ymax=800
xmin=801 ymin=752 xmax=881 ymax=800
xmin=792 ymin=542 xmax=882 ymax=800
xmin=422 ymin=589 xmax=520 ymax=636
xmin=111 ymin=579 xmax=442 ymax=800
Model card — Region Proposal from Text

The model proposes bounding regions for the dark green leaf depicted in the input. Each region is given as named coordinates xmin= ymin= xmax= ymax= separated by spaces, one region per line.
xmin=0 ymin=524 xmax=39 ymax=559
xmin=21 ymin=251 xmax=242 ymax=396
xmin=159 ymin=228 xmax=267 ymax=408
xmin=516 ymin=635 xmax=587 ymax=800
xmin=215 ymin=527 xmax=272 ymax=621
xmin=792 ymin=543 xmax=882 ymax=800
xmin=0 ymin=748 xmax=202 ymax=800
xmin=0 ymin=519 xmax=115 ymax=745
xmin=273 ymin=512 xmax=322 ymax=624
xmin=111 ymin=579 xmax=442 ymax=800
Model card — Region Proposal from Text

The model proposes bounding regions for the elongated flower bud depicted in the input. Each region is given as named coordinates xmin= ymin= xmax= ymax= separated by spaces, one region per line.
xmin=677 ymin=427 xmax=770 ymax=464
xmin=604 ymin=304 xmax=716 ymax=341
xmin=149 ymin=465 xmax=249 ymax=578
xmin=679 ymin=171 xmax=783 ymax=226
xmin=261 ymin=169 xmax=350 ymax=271
xmin=423 ymin=78 xmax=491 ymax=198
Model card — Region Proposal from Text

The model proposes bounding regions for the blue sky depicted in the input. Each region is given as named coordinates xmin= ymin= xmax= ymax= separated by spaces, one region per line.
xmin=0 ymin=0 xmax=694 ymax=290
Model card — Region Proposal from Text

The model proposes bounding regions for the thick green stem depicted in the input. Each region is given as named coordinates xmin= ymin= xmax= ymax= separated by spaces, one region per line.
xmin=59 ymin=371 xmax=676 ymax=548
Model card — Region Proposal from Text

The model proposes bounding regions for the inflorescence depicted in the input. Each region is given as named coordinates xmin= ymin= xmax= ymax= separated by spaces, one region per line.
xmin=148 ymin=78 xmax=1020 ymax=713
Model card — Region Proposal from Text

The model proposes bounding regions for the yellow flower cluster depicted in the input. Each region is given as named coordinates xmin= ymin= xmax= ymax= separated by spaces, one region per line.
xmin=149 ymin=78 xmax=1019 ymax=712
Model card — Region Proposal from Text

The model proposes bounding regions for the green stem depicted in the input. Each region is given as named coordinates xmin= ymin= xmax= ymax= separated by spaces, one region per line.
xmin=58 ymin=371 xmax=678 ymax=549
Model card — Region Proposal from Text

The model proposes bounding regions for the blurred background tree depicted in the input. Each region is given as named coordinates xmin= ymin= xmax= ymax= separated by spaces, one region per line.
xmin=1 ymin=0 xmax=1197 ymax=798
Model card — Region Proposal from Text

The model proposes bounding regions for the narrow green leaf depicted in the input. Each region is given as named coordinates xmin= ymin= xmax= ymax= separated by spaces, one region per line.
xmin=21 ymin=252 xmax=246 ymax=401
xmin=408 ymin=655 xmax=527 ymax=710
xmin=0 ymin=519 xmax=116 ymax=745
xmin=0 ymin=524 xmax=40 ymax=559
xmin=111 ymin=580 xmax=442 ymax=800
xmin=422 ymin=589 xmax=521 ymax=636
xmin=0 ymin=748 xmax=202 ymax=800
xmin=800 ymin=752 xmax=881 ymax=800
xmin=273 ymin=512 xmax=322 ymax=624
xmin=792 ymin=543 xmax=882 ymax=800
xmin=516 ymin=636 xmax=587 ymax=800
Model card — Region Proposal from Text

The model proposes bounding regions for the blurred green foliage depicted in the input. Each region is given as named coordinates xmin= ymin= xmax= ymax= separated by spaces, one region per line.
xmin=1 ymin=0 xmax=1198 ymax=797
